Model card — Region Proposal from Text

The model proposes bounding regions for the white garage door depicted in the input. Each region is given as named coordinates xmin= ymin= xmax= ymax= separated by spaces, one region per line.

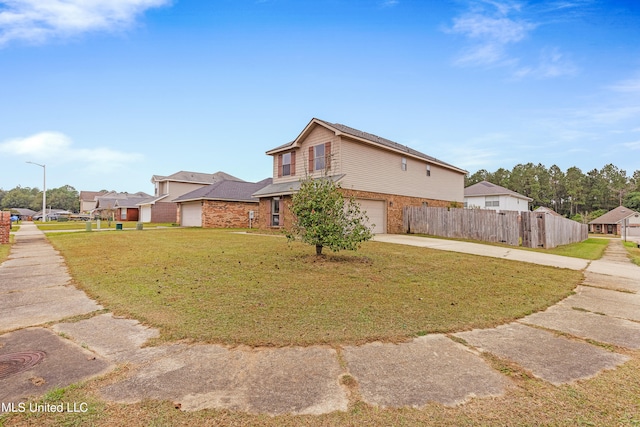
xmin=356 ymin=199 xmax=386 ymax=234
xmin=181 ymin=202 xmax=202 ymax=227
xmin=140 ymin=205 xmax=151 ymax=223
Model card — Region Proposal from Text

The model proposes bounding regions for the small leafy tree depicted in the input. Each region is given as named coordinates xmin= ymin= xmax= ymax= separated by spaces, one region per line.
xmin=287 ymin=177 xmax=373 ymax=255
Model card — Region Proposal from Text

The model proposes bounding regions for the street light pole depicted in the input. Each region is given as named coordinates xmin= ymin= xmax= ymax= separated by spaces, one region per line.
xmin=26 ymin=161 xmax=46 ymax=222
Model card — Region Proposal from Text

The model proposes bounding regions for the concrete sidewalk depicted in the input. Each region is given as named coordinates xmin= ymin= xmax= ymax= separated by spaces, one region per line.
xmin=373 ymin=234 xmax=590 ymax=270
xmin=1 ymin=225 xmax=639 ymax=415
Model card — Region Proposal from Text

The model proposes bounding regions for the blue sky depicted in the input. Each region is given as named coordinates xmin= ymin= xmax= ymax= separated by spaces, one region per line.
xmin=1 ymin=0 xmax=639 ymax=194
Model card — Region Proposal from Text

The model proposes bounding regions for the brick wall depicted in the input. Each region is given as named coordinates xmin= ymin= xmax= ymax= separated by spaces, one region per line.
xmin=151 ymin=202 xmax=178 ymax=223
xmin=340 ymin=189 xmax=454 ymax=234
xmin=0 ymin=211 xmax=11 ymax=244
xmin=257 ymin=191 xmax=455 ymax=234
xmin=202 ymin=201 xmax=259 ymax=228
xmin=258 ymin=196 xmax=293 ymax=230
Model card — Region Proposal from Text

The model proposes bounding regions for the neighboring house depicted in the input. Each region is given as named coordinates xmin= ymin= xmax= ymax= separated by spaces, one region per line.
xmin=79 ymin=191 xmax=107 ymax=213
xmin=174 ymin=178 xmax=272 ymax=227
xmin=534 ymin=206 xmax=563 ymax=217
xmin=95 ymin=191 xmax=152 ymax=221
xmin=10 ymin=208 xmax=36 ymax=220
xmin=138 ymin=171 xmax=244 ymax=223
xmin=588 ymin=206 xmax=640 ymax=235
xmin=464 ymin=181 xmax=532 ymax=213
xmin=252 ymin=118 xmax=467 ymax=234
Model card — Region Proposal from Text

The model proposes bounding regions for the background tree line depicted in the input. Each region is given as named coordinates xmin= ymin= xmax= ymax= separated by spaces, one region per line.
xmin=0 ymin=185 xmax=80 ymax=212
xmin=466 ymin=163 xmax=640 ymax=221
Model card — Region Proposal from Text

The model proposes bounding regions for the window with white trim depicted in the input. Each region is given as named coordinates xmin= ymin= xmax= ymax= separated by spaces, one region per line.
xmin=485 ymin=196 xmax=499 ymax=207
xmin=401 ymin=157 xmax=407 ymax=171
xmin=282 ymin=153 xmax=291 ymax=176
xmin=314 ymin=144 xmax=325 ymax=170
xmin=426 ymin=164 xmax=431 ymax=176
xmin=271 ymin=197 xmax=280 ymax=226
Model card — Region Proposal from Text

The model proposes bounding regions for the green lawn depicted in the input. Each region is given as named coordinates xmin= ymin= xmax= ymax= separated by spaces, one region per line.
xmin=623 ymin=241 xmax=640 ymax=266
xmin=0 ymin=234 xmax=11 ymax=263
xmin=47 ymin=228 xmax=582 ymax=347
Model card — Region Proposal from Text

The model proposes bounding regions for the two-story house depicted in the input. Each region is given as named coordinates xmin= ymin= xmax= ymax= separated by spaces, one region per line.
xmin=138 ymin=171 xmax=244 ymax=223
xmin=252 ymin=118 xmax=467 ymax=234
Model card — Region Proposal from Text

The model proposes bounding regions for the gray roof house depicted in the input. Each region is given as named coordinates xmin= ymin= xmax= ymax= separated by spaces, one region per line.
xmin=589 ymin=205 xmax=640 ymax=235
xmin=253 ymin=117 xmax=467 ymax=234
xmin=139 ymin=171 xmax=244 ymax=223
xmin=464 ymin=181 xmax=532 ymax=213
xmin=174 ymin=178 xmax=272 ymax=228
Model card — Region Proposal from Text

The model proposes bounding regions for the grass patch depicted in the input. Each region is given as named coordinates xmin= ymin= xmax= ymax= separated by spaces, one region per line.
xmin=623 ymin=241 xmax=640 ymax=266
xmin=47 ymin=228 xmax=581 ymax=347
xmin=541 ymin=238 xmax=610 ymax=260
xmin=0 ymin=234 xmax=13 ymax=264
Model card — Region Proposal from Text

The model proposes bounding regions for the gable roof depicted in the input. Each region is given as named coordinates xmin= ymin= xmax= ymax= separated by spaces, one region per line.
xmin=266 ymin=118 xmax=467 ymax=175
xmin=152 ymin=171 xmax=244 ymax=185
xmin=95 ymin=191 xmax=152 ymax=210
xmin=534 ymin=206 xmax=563 ymax=217
xmin=464 ymin=181 xmax=533 ymax=201
xmin=174 ymin=178 xmax=273 ymax=203
xmin=589 ymin=205 xmax=640 ymax=225
xmin=79 ymin=191 xmax=107 ymax=201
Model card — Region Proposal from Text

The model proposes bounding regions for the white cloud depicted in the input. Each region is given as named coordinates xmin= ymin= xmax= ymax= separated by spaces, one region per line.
xmin=381 ymin=0 xmax=399 ymax=7
xmin=0 ymin=131 xmax=144 ymax=173
xmin=622 ymin=141 xmax=640 ymax=150
xmin=447 ymin=1 xmax=536 ymax=67
xmin=0 ymin=0 xmax=171 ymax=46
xmin=513 ymin=47 xmax=577 ymax=79
xmin=609 ymin=77 xmax=640 ymax=93
xmin=446 ymin=0 xmax=580 ymax=78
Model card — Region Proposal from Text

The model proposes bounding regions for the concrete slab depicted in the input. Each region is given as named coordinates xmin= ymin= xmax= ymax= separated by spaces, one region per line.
xmin=0 ymin=328 xmax=113 ymax=406
xmin=0 ymin=256 xmax=66 ymax=267
xmin=372 ymin=234 xmax=589 ymax=270
xmin=587 ymin=260 xmax=640 ymax=280
xmin=342 ymin=335 xmax=509 ymax=408
xmin=53 ymin=314 xmax=159 ymax=362
xmin=100 ymin=345 xmax=348 ymax=415
xmin=0 ymin=263 xmax=69 ymax=279
xmin=564 ymin=285 xmax=640 ymax=321
xmin=582 ymin=271 xmax=640 ymax=293
xmin=0 ymin=288 xmax=102 ymax=332
xmin=521 ymin=305 xmax=640 ymax=349
xmin=454 ymin=323 xmax=629 ymax=385
xmin=0 ymin=272 xmax=71 ymax=291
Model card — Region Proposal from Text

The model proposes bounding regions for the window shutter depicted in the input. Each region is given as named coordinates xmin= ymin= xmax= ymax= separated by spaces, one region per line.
xmin=325 ymin=142 xmax=331 ymax=170
xmin=308 ymin=147 xmax=314 ymax=173
xmin=277 ymin=154 xmax=282 ymax=178
xmin=291 ymin=151 xmax=296 ymax=176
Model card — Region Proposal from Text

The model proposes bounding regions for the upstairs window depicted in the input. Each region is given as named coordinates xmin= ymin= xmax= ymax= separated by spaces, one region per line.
xmin=401 ymin=157 xmax=407 ymax=171
xmin=282 ymin=153 xmax=291 ymax=176
xmin=426 ymin=164 xmax=431 ymax=176
xmin=278 ymin=151 xmax=295 ymax=177
xmin=308 ymin=142 xmax=331 ymax=172
xmin=314 ymin=144 xmax=325 ymax=170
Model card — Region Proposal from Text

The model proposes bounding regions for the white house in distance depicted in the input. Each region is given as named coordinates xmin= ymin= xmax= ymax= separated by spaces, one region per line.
xmin=464 ymin=181 xmax=532 ymax=213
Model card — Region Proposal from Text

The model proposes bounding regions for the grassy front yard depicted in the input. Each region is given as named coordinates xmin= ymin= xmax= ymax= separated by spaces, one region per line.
xmin=48 ymin=228 xmax=581 ymax=347
xmin=623 ymin=241 xmax=640 ymax=266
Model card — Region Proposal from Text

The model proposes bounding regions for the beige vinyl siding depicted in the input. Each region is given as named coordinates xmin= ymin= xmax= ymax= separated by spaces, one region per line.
xmin=272 ymin=125 xmax=340 ymax=184
xmin=339 ymin=137 xmax=464 ymax=202
xmin=166 ymin=182 xmax=208 ymax=200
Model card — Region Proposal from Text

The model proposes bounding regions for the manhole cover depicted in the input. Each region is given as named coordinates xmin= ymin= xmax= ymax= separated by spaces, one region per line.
xmin=0 ymin=351 xmax=46 ymax=380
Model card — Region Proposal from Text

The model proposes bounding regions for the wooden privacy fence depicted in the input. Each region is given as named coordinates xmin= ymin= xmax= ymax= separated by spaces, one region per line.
xmin=403 ymin=207 xmax=588 ymax=249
